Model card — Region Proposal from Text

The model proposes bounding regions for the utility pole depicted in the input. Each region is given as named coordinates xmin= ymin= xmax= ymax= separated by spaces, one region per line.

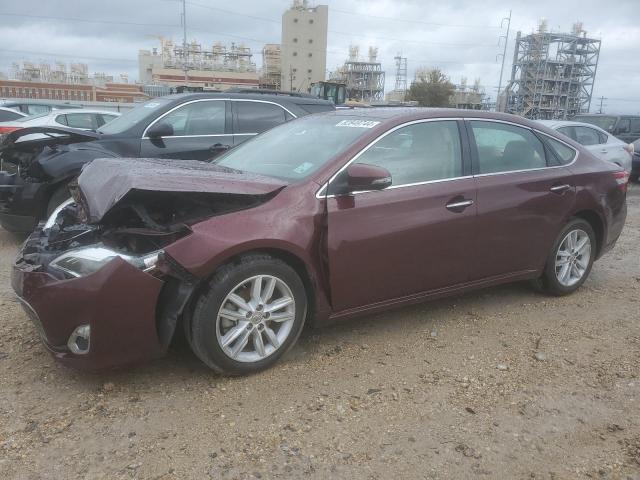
xmin=181 ymin=0 xmax=188 ymax=83
xmin=496 ymin=10 xmax=512 ymax=112
xmin=597 ymin=96 xmax=607 ymax=114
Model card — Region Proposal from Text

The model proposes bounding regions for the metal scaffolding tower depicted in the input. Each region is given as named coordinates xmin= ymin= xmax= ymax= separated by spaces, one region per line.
xmin=393 ymin=54 xmax=407 ymax=100
xmin=334 ymin=46 xmax=385 ymax=102
xmin=505 ymin=21 xmax=600 ymax=119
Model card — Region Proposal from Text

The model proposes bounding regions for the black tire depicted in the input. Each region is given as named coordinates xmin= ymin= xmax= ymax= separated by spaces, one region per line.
xmin=46 ymin=182 xmax=72 ymax=217
xmin=189 ymin=254 xmax=307 ymax=375
xmin=535 ymin=218 xmax=596 ymax=296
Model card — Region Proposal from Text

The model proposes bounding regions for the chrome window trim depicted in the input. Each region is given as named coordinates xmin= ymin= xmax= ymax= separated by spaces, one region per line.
xmin=142 ymin=98 xmax=297 ymax=139
xmin=316 ymin=118 xmax=463 ymax=199
xmin=316 ymin=117 xmax=580 ymax=199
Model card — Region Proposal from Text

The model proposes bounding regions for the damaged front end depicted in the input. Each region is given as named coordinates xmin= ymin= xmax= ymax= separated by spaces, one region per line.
xmin=12 ymin=157 xmax=286 ymax=370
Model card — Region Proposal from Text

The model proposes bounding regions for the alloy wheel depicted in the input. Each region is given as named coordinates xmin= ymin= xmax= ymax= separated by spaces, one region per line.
xmin=216 ymin=275 xmax=296 ymax=363
xmin=555 ymin=229 xmax=591 ymax=287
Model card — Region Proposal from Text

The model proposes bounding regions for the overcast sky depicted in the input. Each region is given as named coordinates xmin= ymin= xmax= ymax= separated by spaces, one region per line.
xmin=0 ymin=0 xmax=638 ymax=113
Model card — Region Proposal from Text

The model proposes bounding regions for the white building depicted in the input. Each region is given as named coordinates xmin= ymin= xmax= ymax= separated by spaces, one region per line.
xmin=280 ymin=1 xmax=328 ymax=92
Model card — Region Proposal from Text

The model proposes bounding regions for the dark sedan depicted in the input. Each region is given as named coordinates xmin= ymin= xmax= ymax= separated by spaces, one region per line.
xmin=0 ymin=92 xmax=334 ymax=232
xmin=12 ymin=109 xmax=627 ymax=374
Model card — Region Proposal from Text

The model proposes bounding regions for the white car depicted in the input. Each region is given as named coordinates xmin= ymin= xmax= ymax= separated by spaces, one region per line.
xmin=0 ymin=109 xmax=120 ymax=135
xmin=538 ymin=120 xmax=633 ymax=173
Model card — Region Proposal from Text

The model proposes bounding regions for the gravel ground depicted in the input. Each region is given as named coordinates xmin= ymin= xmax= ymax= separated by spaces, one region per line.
xmin=1 ymin=185 xmax=639 ymax=480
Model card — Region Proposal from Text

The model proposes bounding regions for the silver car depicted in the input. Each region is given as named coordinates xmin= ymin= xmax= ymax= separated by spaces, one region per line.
xmin=538 ymin=120 xmax=633 ymax=173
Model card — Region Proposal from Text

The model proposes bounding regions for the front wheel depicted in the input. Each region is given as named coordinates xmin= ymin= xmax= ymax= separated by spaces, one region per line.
xmin=189 ymin=254 xmax=307 ymax=375
xmin=535 ymin=219 xmax=596 ymax=296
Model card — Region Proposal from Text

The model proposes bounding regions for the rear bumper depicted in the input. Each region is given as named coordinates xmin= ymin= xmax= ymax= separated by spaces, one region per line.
xmin=12 ymin=235 xmax=167 ymax=371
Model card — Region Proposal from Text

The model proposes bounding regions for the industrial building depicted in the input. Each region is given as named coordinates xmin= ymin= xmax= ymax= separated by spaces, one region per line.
xmin=280 ymin=1 xmax=328 ymax=92
xmin=505 ymin=21 xmax=601 ymax=119
xmin=260 ymin=44 xmax=282 ymax=90
xmin=1 ymin=61 xmax=148 ymax=103
xmin=138 ymin=39 xmax=260 ymax=91
xmin=451 ymin=78 xmax=487 ymax=110
xmin=333 ymin=46 xmax=385 ymax=103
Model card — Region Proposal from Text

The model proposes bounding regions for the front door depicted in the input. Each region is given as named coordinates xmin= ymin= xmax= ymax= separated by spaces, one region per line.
xmin=140 ymin=99 xmax=232 ymax=161
xmin=327 ymin=120 xmax=477 ymax=312
xmin=468 ymin=120 xmax=577 ymax=280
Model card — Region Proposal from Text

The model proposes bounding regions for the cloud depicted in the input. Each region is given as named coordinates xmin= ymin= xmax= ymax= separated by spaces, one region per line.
xmin=0 ymin=0 xmax=638 ymax=113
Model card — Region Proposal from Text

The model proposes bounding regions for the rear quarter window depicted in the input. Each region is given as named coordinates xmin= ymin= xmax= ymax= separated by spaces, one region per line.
xmin=544 ymin=136 xmax=576 ymax=165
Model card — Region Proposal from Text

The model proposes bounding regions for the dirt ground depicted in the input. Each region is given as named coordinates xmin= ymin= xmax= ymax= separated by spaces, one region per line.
xmin=0 ymin=185 xmax=639 ymax=480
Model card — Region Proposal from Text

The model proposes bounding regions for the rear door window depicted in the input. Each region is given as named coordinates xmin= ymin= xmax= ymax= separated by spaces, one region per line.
xmin=470 ymin=121 xmax=547 ymax=174
xmin=234 ymin=101 xmax=287 ymax=134
xmin=573 ymin=126 xmax=602 ymax=146
xmin=27 ymin=104 xmax=50 ymax=115
xmin=353 ymin=121 xmax=463 ymax=186
xmin=54 ymin=114 xmax=68 ymax=126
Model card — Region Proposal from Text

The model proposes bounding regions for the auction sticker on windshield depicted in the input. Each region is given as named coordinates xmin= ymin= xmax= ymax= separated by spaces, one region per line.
xmin=335 ymin=120 xmax=381 ymax=128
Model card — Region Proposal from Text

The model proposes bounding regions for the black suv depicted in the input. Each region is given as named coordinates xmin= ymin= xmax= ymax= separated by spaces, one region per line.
xmin=572 ymin=114 xmax=640 ymax=143
xmin=0 ymin=92 xmax=334 ymax=232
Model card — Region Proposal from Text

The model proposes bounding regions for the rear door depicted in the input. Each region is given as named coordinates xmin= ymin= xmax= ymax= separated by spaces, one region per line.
xmin=468 ymin=120 xmax=577 ymax=280
xmin=231 ymin=100 xmax=294 ymax=147
xmin=327 ymin=119 xmax=477 ymax=312
xmin=140 ymin=99 xmax=232 ymax=160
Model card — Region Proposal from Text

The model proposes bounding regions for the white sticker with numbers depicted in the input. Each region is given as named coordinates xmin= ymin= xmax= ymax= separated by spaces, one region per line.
xmin=335 ymin=120 xmax=380 ymax=128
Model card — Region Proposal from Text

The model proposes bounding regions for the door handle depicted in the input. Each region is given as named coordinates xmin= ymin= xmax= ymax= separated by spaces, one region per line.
xmin=550 ymin=184 xmax=572 ymax=194
xmin=445 ymin=199 xmax=474 ymax=212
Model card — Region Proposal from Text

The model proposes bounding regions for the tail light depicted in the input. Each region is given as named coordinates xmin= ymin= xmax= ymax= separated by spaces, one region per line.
xmin=0 ymin=126 xmax=20 ymax=135
xmin=614 ymin=170 xmax=629 ymax=192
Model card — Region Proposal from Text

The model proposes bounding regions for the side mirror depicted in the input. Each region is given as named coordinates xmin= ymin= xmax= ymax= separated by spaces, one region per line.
xmin=147 ymin=122 xmax=174 ymax=138
xmin=346 ymin=163 xmax=392 ymax=192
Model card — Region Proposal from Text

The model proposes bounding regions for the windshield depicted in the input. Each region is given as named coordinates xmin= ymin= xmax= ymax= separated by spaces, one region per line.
xmin=573 ymin=115 xmax=617 ymax=131
xmin=16 ymin=112 xmax=49 ymax=122
xmin=98 ymin=98 xmax=171 ymax=134
xmin=216 ymin=115 xmax=381 ymax=181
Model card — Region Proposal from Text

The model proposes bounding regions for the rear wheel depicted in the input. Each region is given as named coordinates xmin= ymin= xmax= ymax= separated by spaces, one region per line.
xmin=189 ymin=254 xmax=307 ymax=375
xmin=534 ymin=218 xmax=595 ymax=296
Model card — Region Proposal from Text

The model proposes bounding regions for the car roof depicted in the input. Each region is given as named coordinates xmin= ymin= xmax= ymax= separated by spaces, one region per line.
xmin=537 ymin=119 xmax=611 ymax=133
xmin=46 ymin=109 xmax=121 ymax=115
xmin=158 ymin=92 xmax=334 ymax=106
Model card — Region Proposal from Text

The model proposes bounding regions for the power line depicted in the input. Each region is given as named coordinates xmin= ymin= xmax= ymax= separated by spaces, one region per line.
xmin=330 ymin=7 xmax=501 ymax=29
xmin=0 ymin=12 xmax=179 ymax=28
xmin=0 ymin=49 xmax=138 ymax=63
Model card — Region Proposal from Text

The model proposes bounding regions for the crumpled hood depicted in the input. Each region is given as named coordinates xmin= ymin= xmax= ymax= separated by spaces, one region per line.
xmin=77 ymin=157 xmax=287 ymax=222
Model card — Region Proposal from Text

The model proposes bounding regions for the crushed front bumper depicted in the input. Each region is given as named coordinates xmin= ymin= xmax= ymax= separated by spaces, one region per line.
xmin=12 ymin=233 xmax=167 ymax=371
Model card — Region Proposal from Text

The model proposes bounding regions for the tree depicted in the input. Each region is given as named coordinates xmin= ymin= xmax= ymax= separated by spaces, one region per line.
xmin=407 ymin=68 xmax=455 ymax=107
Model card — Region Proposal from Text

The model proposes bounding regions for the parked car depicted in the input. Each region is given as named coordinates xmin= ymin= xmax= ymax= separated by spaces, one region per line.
xmin=572 ymin=114 xmax=640 ymax=143
xmin=0 ymin=92 xmax=335 ymax=232
xmin=632 ymin=138 xmax=640 ymax=182
xmin=0 ymin=101 xmax=82 ymax=116
xmin=0 ymin=107 xmax=27 ymax=122
xmin=0 ymin=109 xmax=120 ymax=136
xmin=12 ymin=109 xmax=627 ymax=374
xmin=538 ymin=120 xmax=633 ymax=173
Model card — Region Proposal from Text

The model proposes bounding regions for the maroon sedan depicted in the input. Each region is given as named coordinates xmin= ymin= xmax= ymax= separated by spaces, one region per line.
xmin=12 ymin=109 xmax=628 ymax=374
